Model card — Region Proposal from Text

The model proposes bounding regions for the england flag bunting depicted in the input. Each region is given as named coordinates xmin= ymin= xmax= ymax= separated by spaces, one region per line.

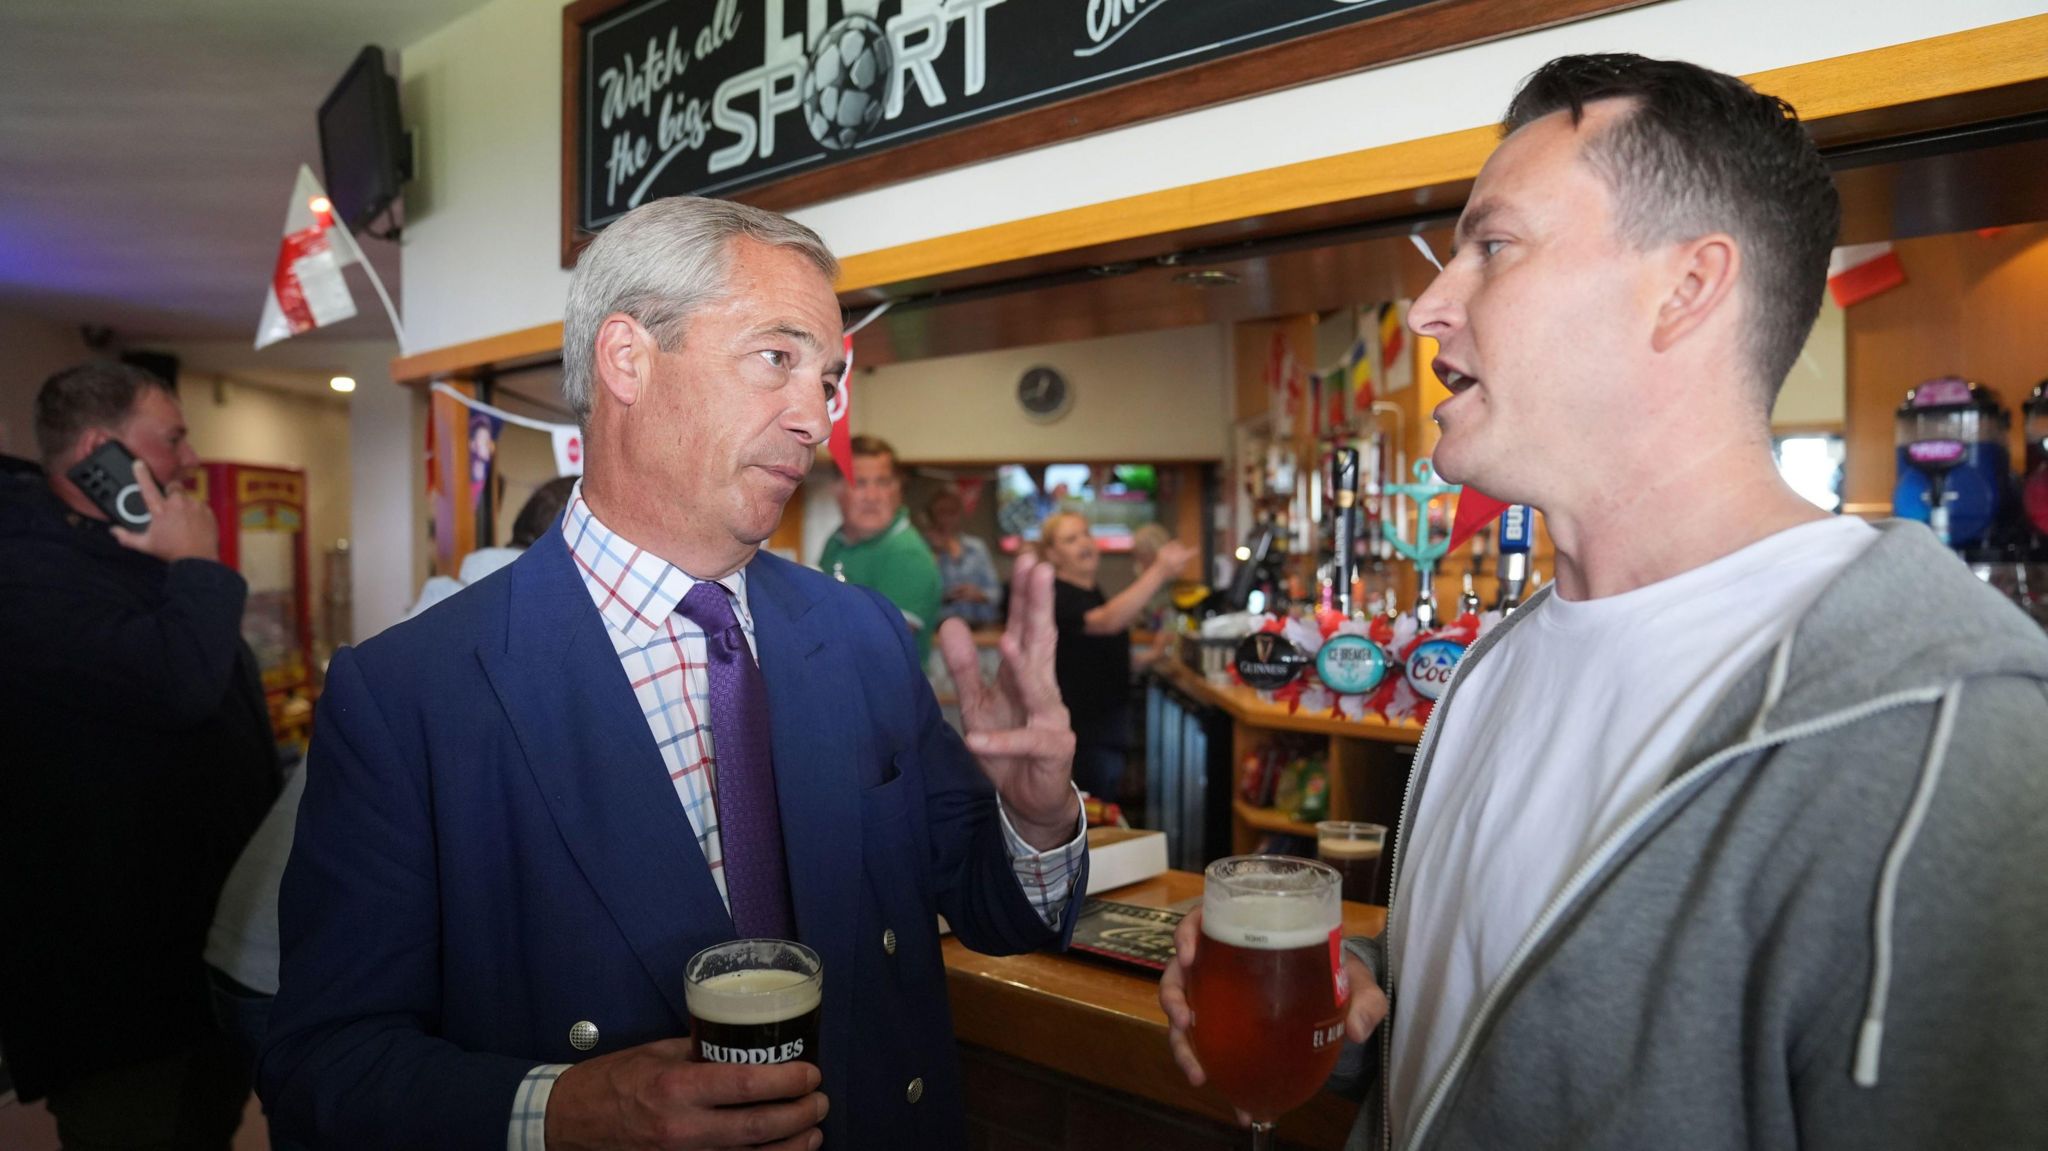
xmin=827 ymin=334 xmax=856 ymax=477
xmin=255 ymin=165 xmax=359 ymax=349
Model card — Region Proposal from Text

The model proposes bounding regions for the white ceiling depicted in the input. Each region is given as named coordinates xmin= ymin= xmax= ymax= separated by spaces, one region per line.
xmin=0 ymin=0 xmax=494 ymax=347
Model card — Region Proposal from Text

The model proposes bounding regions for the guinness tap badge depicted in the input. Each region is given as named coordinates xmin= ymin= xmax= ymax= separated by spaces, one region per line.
xmin=1234 ymin=633 xmax=1310 ymax=690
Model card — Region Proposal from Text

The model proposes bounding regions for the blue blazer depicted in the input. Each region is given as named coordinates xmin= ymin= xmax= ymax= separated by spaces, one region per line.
xmin=259 ymin=529 xmax=1083 ymax=1150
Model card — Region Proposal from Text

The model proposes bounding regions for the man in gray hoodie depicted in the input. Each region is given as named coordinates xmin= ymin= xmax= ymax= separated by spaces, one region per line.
xmin=1161 ymin=54 xmax=2048 ymax=1150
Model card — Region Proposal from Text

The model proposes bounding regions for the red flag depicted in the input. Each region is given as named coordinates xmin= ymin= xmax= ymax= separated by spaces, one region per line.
xmin=1447 ymin=488 xmax=1510 ymax=551
xmin=1826 ymin=242 xmax=1905 ymax=308
xmin=827 ymin=334 xmax=855 ymax=477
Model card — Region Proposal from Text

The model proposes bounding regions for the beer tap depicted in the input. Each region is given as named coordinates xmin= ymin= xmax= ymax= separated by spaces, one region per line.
xmin=1494 ymin=504 xmax=1533 ymax=612
xmin=1414 ymin=568 xmax=1439 ymax=632
xmin=1381 ymin=459 xmax=1456 ymax=635
xmin=1330 ymin=447 xmax=1360 ymax=617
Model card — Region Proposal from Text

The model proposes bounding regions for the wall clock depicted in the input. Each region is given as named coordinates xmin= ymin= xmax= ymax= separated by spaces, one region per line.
xmin=1017 ymin=366 xmax=1071 ymax=422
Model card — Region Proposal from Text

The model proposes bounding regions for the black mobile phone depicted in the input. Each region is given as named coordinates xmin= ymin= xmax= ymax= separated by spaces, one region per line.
xmin=66 ymin=439 xmax=154 ymax=528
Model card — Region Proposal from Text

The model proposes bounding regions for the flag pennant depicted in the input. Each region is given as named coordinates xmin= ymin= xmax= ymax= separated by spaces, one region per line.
xmin=1826 ymin=242 xmax=1906 ymax=308
xmin=551 ymin=426 xmax=585 ymax=476
xmin=1447 ymin=488 xmax=1511 ymax=552
xmin=1346 ymin=337 xmax=1376 ymax=417
xmin=1377 ymin=301 xmax=1414 ymax=394
xmin=255 ymin=165 xmax=358 ymax=349
xmin=827 ymin=334 xmax=856 ymax=477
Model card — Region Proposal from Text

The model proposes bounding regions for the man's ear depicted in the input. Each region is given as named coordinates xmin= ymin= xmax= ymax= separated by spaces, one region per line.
xmin=593 ymin=314 xmax=657 ymax=412
xmin=1651 ymin=234 xmax=1739 ymax=355
xmin=64 ymin=426 xmax=111 ymax=469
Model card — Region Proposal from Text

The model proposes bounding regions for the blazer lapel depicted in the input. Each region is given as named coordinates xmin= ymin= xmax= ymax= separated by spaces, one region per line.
xmin=747 ymin=555 xmax=863 ymax=1070
xmin=478 ymin=531 xmax=733 ymax=1024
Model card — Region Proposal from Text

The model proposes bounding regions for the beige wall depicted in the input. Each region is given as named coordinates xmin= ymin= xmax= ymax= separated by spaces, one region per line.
xmin=176 ymin=375 xmax=352 ymax=656
xmin=854 ymin=324 xmax=1229 ymax=462
xmin=161 ymin=338 xmax=419 ymax=645
xmin=0 ymin=309 xmax=88 ymax=460
xmin=1773 ymin=298 xmax=1847 ymax=429
xmin=395 ymin=0 xmax=2046 ymax=355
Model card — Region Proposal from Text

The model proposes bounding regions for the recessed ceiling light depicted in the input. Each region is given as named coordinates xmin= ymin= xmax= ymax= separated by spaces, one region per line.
xmin=329 ymin=376 xmax=357 ymax=393
xmin=1173 ymin=269 xmax=1241 ymax=288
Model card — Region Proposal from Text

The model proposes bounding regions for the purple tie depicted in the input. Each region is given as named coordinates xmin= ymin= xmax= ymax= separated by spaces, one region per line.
xmin=678 ymin=581 xmax=795 ymax=941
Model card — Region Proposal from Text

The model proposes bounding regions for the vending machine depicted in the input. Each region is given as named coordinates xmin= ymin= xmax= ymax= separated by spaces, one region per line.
xmin=190 ymin=462 xmax=316 ymax=751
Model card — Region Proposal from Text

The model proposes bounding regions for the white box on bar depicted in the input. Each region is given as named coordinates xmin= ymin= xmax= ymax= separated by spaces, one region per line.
xmin=1084 ymin=827 xmax=1169 ymax=896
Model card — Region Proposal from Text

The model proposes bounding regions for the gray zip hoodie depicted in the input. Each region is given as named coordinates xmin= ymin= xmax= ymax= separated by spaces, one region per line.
xmin=1342 ymin=520 xmax=2048 ymax=1151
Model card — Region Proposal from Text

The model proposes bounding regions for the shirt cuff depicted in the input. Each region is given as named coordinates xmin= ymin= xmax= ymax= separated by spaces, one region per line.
xmin=998 ymin=783 xmax=1089 ymax=927
xmin=508 ymin=1064 xmax=569 ymax=1151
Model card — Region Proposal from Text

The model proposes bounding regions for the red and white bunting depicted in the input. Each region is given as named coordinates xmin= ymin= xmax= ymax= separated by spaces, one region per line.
xmin=254 ymin=165 xmax=358 ymax=349
xmin=827 ymin=333 xmax=856 ymax=477
xmin=1826 ymin=241 xmax=1906 ymax=308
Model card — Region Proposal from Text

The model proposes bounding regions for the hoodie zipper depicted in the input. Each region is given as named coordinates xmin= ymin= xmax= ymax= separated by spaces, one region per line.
xmin=1397 ymin=682 xmax=1947 ymax=1151
xmin=1378 ymin=616 xmax=1493 ymax=1151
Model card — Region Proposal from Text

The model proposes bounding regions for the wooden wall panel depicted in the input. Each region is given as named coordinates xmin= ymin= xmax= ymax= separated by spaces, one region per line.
xmin=1842 ymin=223 xmax=2048 ymax=513
xmin=429 ymin=379 xmax=479 ymax=577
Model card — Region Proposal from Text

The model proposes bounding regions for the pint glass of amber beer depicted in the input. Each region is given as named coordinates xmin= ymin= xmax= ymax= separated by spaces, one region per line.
xmin=1186 ymin=856 xmax=1345 ymax=1149
xmin=685 ymin=939 xmax=823 ymax=1066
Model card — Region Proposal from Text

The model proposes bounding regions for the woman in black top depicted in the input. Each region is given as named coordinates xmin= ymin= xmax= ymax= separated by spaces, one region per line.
xmin=1038 ymin=512 xmax=1194 ymax=799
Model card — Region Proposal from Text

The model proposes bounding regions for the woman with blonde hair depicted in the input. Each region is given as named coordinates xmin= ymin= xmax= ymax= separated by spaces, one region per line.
xmin=1037 ymin=511 xmax=1193 ymax=799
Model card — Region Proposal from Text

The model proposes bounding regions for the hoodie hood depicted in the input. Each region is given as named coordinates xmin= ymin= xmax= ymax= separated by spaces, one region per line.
xmin=1672 ymin=519 xmax=2048 ymax=1092
xmin=1678 ymin=519 xmax=2048 ymax=760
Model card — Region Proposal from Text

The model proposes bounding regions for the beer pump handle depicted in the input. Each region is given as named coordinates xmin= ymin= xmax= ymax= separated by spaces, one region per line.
xmin=1331 ymin=448 xmax=1360 ymax=617
xmin=1494 ymin=504 xmax=1533 ymax=612
xmin=1414 ymin=566 xmax=1439 ymax=632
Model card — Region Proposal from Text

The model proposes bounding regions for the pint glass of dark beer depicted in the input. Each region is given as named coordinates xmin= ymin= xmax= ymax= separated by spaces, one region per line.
xmin=685 ymin=939 xmax=823 ymax=1066
xmin=1315 ymin=821 xmax=1386 ymax=905
xmin=1186 ymin=856 xmax=1345 ymax=1150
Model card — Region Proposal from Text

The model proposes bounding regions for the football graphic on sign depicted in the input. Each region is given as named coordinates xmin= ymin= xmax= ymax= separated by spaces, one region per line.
xmin=802 ymin=16 xmax=892 ymax=151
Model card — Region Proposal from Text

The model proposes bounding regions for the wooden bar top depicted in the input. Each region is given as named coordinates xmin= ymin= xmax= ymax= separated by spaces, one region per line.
xmin=944 ymin=870 xmax=1386 ymax=1149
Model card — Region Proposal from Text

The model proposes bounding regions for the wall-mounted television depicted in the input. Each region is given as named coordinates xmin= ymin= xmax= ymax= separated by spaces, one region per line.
xmin=317 ymin=46 xmax=410 ymax=235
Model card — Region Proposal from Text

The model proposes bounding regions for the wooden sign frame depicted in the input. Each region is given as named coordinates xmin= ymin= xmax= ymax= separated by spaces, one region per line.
xmin=559 ymin=0 xmax=1652 ymax=267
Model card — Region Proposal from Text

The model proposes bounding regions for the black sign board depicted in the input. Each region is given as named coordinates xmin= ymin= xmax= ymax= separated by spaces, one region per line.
xmin=570 ymin=0 xmax=1445 ymax=228
xmin=560 ymin=0 xmax=1653 ymax=263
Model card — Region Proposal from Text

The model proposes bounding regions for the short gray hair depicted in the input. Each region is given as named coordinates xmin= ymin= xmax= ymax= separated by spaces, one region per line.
xmin=560 ymin=196 xmax=839 ymax=427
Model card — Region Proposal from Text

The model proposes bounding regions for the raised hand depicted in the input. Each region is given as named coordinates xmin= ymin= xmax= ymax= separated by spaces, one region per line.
xmin=1151 ymin=539 xmax=1196 ymax=577
xmin=937 ymin=552 xmax=1079 ymax=850
xmin=110 ymin=459 xmax=219 ymax=563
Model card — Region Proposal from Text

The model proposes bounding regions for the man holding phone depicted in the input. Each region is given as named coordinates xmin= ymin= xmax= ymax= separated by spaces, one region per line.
xmin=0 ymin=362 xmax=280 ymax=1149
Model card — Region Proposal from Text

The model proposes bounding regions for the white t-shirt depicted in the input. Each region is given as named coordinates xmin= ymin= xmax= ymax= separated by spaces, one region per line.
xmin=1388 ymin=516 xmax=1878 ymax=1141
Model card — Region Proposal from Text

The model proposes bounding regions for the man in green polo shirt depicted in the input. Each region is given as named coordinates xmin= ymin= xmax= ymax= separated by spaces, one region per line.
xmin=818 ymin=435 xmax=943 ymax=662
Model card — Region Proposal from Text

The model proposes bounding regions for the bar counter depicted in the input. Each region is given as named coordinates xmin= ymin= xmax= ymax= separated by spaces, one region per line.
xmin=943 ymin=870 xmax=1386 ymax=1149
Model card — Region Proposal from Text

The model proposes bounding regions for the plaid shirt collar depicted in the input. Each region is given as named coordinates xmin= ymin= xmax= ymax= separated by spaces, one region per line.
xmin=561 ymin=481 xmax=752 ymax=647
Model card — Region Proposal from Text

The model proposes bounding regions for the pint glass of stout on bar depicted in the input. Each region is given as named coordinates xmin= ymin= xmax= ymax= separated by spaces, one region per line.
xmin=684 ymin=939 xmax=823 ymax=1066
xmin=1315 ymin=821 xmax=1387 ymax=905
xmin=1186 ymin=856 xmax=1346 ymax=1150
